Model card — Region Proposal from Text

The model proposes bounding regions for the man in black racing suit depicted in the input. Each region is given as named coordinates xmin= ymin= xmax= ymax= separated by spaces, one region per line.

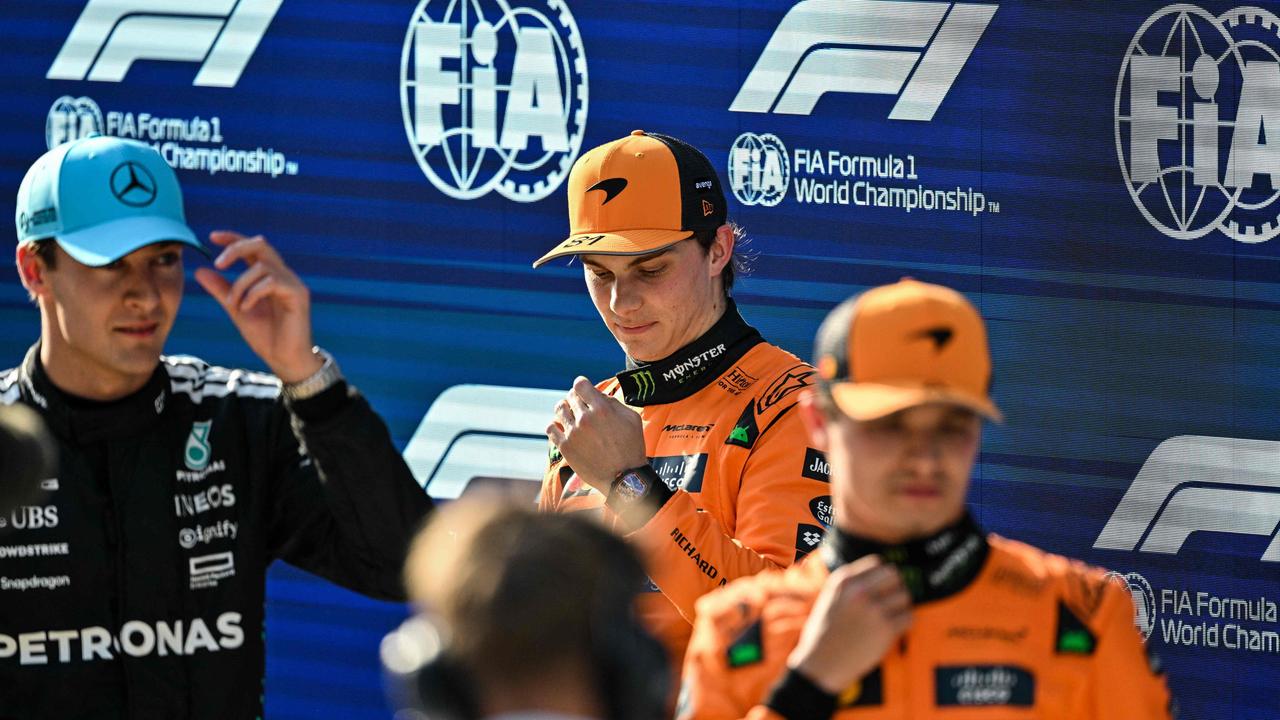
xmin=0 ymin=136 xmax=432 ymax=718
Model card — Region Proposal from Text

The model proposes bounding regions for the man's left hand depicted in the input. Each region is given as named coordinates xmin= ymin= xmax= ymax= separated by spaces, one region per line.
xmin=194 ymin=231 xmax=322 ymax=384
xmin=546 ymin=377 xmax=647 ymax=493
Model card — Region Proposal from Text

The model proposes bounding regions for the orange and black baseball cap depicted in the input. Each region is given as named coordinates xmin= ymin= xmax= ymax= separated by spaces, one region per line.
xmin=532 ymin=130 xmax=727 ymax=268
xmin=814 ymin=279 xmax=1002 ymax=422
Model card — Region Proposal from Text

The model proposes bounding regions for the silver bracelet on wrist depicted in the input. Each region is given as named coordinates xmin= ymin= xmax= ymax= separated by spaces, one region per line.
xmin=281 ymin=347 xmax=343 ymax=402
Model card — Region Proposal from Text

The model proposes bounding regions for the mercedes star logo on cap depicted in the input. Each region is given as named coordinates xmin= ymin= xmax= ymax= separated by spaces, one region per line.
xmin=110 ymin=161 xmax=157 ymax=207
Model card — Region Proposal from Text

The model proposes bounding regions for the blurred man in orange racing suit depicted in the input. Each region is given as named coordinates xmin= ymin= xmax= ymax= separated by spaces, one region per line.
xmin=679 ymin=279 xmax=1175 ymax=719
xmin=533 ymin=131 xmax=832 ymax=676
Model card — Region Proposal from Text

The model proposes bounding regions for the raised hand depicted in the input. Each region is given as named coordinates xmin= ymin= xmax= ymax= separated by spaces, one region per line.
xmin=194 ymin=231 xmax=322 ymax=383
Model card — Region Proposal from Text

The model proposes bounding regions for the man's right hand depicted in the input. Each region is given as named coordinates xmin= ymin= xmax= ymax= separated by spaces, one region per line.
xmin=785 ymin=555 xmax=912 ymax=695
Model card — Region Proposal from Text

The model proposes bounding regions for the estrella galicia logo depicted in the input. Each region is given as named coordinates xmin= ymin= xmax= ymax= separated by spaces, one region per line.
xmin=728 ymin=132 xmax=788 ymax=207
xmin=1116 ymin=6 xmax=1280 ymax=243
xmin=110 ymin=162 xmax=157 ymax=207
xmin=184 ymin=420 xmax=213 ymax=471
xmin=809 ymin=495 xmax=833 ymax=528
xmin=400 ymin=0 xmax=588 ymax=203
xmin=1103 ymin=570 xmax=1157 ymax=642
xmin=46 ymin=96 xmax=103 ymax=149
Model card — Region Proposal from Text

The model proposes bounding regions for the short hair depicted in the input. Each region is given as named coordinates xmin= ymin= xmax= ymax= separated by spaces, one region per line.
xmin=17 ymin=239 xmax=57 ymax=302
xmin=691 ymin=222 xmax=752 ymax=295
xmin=20 ymin=239 xmax=57 ymax=270
xmin=404 ymin=499 xmax=642 ymax=687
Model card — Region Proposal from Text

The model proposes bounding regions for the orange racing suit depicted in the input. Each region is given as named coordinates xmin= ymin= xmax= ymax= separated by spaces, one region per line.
xmin=539 ymin=301 xmax=832 ymax=675
xmin=679 ymin=515 xmax=1175 ymax=720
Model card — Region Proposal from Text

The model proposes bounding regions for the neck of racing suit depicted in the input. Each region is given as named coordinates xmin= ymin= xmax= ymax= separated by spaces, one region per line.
xmin=20 ymin=342 xmax=171 ymax=444
xmin=616 ymin=298 xmax=763 ymax=406
xmin=823 ymin=512 xmax=990 ymax=604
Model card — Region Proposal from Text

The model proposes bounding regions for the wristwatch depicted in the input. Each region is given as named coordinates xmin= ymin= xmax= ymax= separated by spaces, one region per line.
xmin=281 ymin=347 xmax=344 ymax=402
xmin=609 ymin=464 xmax=661 ymax=506
xmin=606 ymin=464 xmax=673 ymax=532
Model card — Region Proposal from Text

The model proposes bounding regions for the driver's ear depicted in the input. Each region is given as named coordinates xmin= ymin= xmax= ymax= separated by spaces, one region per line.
xmin=17 ymin=242 xmax=54 ymax=301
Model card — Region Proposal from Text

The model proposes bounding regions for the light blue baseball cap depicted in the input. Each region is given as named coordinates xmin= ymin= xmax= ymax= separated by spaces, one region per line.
xmin=15 ymin=135 xmax=208 ymax=266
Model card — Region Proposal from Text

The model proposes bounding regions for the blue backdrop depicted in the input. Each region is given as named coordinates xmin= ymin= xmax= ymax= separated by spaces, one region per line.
xmin=3 ymin=1 xmax=1279 ymax=717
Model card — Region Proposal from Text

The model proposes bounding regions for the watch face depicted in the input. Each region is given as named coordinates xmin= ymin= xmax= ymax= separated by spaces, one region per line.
xmin=615 ymin=471 xmax=649 ymax=502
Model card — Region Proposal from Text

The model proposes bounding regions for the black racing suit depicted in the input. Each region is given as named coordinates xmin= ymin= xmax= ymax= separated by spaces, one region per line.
xmin=0 ymin=345 xmax=433 ymax=719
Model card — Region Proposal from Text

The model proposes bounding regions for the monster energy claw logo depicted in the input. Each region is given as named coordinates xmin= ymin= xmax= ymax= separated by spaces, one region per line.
xmin=633 ymin=371 xmax=656 ymax=402
xmin=185 ymin=420 xmax=213 ymax=471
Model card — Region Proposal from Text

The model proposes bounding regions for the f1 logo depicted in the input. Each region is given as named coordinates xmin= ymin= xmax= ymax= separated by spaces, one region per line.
xmin=1094 ymin=435 xmax=1280 ymax=561
xmin=47 ymin=0 xmax=283 ymax=87
xmin=730 ymin=0 xmax=997 ymax=119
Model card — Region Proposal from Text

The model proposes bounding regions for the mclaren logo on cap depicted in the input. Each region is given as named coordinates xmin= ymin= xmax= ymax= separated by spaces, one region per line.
xmin=587 ymin=177 xmax=628 ymax=205
xmin=110 ymin=161 xmax=157 ymax=207
xmin=914 ymin=326 xmax=954 ymax=352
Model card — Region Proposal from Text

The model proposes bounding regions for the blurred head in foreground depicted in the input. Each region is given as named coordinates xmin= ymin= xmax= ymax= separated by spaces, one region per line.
xmin=385 ymin=498 xmax=668 ymax=720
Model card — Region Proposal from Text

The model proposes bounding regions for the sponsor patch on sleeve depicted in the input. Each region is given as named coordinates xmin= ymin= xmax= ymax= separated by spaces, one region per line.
xmin=794 ymin=523 xmax=825 ymax=561
xmin=801 ymin=447 xmax=830 ymax=482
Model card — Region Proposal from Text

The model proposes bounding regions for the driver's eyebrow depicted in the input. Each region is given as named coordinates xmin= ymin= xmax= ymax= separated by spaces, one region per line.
xmin=581 ymin=247 xmax=675 ymax=270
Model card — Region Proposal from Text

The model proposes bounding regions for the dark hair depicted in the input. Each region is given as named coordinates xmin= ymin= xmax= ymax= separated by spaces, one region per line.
xmin=406 ymin=502 xmax=646 ymax=685
xmin=692 ymin=222 xmax=753 ymax=295
xmin=23 ymin=239 xmax=57 ymax=269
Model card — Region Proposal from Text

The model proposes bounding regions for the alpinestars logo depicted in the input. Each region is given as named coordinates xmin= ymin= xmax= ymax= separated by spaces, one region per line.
xmin=730 ymin=0 xmax=997 ymax=119
xmin=400 ymin=0 xmax=588 ymax=203
xmin=1116 ymin=6 xmax=1280 ymax=243
xmin=1094 ymin=435 xmax=1280 ymax=561
xmin=47 ymin=0 xmax=283 ymax=87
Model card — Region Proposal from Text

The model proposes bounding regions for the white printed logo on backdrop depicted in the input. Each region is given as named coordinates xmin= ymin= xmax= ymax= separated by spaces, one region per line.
xmin=47 ymin=0 xmax=282 ymax=87
xmin=400 ymin=0 xmax=588 ymax=202
xmin=730 ymin=0 xmax=996 ymax=119
xmin=1116 ymin=6 xmax=1280 ymax=243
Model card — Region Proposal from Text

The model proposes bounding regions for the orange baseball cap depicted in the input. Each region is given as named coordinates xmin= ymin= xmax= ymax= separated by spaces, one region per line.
xmin=814 ymin=279 xmax=1002 ymax=422
xmin=532 ymin=130 xmax=727 ymax=268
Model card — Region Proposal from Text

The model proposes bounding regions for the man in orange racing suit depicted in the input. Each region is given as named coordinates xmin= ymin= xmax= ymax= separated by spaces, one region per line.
xmin=533 ymin=131 xmax=832 ymax=676
xmin=679 ymin=279 xmax=1175 ymax=719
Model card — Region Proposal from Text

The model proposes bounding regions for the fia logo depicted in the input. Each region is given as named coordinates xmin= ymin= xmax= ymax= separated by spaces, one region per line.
xmin=46 ymin=0 xmax=282 ymax=87
xmin=184 ymin=420 xmax=213 ymax=471
xmin=1103 ymin=571 xmax=1157 ymax=642
xmin=728 ymin=132 xmax=789 ymax=208
xmin=400 ymin=0 xmax=588 ymax=202
xmin=46 ymin=96 xmax=103 ymax=149
xmin=1116 ymin=6 xmax=1280 ymax=243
